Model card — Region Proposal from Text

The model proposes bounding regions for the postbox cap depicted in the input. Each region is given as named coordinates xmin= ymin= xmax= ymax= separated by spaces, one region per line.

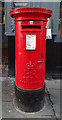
xmin=10 ymin=7 xmax=52 ymax=18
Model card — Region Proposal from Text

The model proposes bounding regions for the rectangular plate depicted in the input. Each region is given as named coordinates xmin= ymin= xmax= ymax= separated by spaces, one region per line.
xmin=46 ymin=28 xmax=52 ymax=39
xmin=26 ymin=35 xmax=36 ymax=50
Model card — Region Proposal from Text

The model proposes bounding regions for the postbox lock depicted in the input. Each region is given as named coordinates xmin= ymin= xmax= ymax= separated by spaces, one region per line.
xmin=38 ymin=61 xmax=45 ymax=63
xmin=30 ymin=21 xmax=33 ymax=24
xmin=38 ymin=61 xmax=42 ymax=63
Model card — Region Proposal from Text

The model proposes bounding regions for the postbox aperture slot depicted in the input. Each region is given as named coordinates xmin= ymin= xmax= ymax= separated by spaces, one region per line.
xmin=22 ymin=25 xmax=41 ymax=29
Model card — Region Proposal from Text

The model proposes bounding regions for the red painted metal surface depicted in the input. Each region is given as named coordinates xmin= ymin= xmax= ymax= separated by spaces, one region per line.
xmin=10 ymin=7 xmax=52 ymax=89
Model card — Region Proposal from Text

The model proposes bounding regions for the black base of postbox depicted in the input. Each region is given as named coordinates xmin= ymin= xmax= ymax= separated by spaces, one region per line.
xmin=14 ymin=85 xmax=45 ymax=112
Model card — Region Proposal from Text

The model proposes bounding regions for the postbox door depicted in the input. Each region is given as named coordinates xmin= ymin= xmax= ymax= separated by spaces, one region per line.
xmin=15 ymin=21 xmax=46 ymax=89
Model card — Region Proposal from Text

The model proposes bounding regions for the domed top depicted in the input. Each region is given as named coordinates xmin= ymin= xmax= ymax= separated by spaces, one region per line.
xmin=10 ymin=7 xmax=52 ymax=18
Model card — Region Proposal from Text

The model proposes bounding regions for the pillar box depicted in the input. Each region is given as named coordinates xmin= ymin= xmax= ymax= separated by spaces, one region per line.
xmin=10 ymin=7 xmax=52 ymax=112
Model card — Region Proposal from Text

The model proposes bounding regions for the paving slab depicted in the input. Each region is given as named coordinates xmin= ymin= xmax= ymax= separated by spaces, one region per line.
xmin=0 ymin=101 xmax=2 ymax=120
xmin=46 ymin=79 xmax=60 ymax=119
xmin=0 ymin=80 xmax=2 ymax=101
xmin=60 ymin=90 xmax=62 ymax=119
xmin=2 ymin=97 xmax=54 ymax=118
xmin=45 ymin=79 xmax=60 ymax=90
xmin=2 ymin=77 xmax=14 ymax=102
xmin=49 ymin=89 xmax=60 ymax=118
xmin=2 ymin=77 xmax=56 ymax=118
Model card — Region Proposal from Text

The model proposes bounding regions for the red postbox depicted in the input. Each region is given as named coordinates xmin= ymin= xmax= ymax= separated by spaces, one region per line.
xmin=10 ymin=7 xmax=52 ymax=112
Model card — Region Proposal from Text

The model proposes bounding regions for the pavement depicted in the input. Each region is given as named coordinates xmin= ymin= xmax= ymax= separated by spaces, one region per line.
xmin=0 ymin=77 xmax=61 ymax=119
